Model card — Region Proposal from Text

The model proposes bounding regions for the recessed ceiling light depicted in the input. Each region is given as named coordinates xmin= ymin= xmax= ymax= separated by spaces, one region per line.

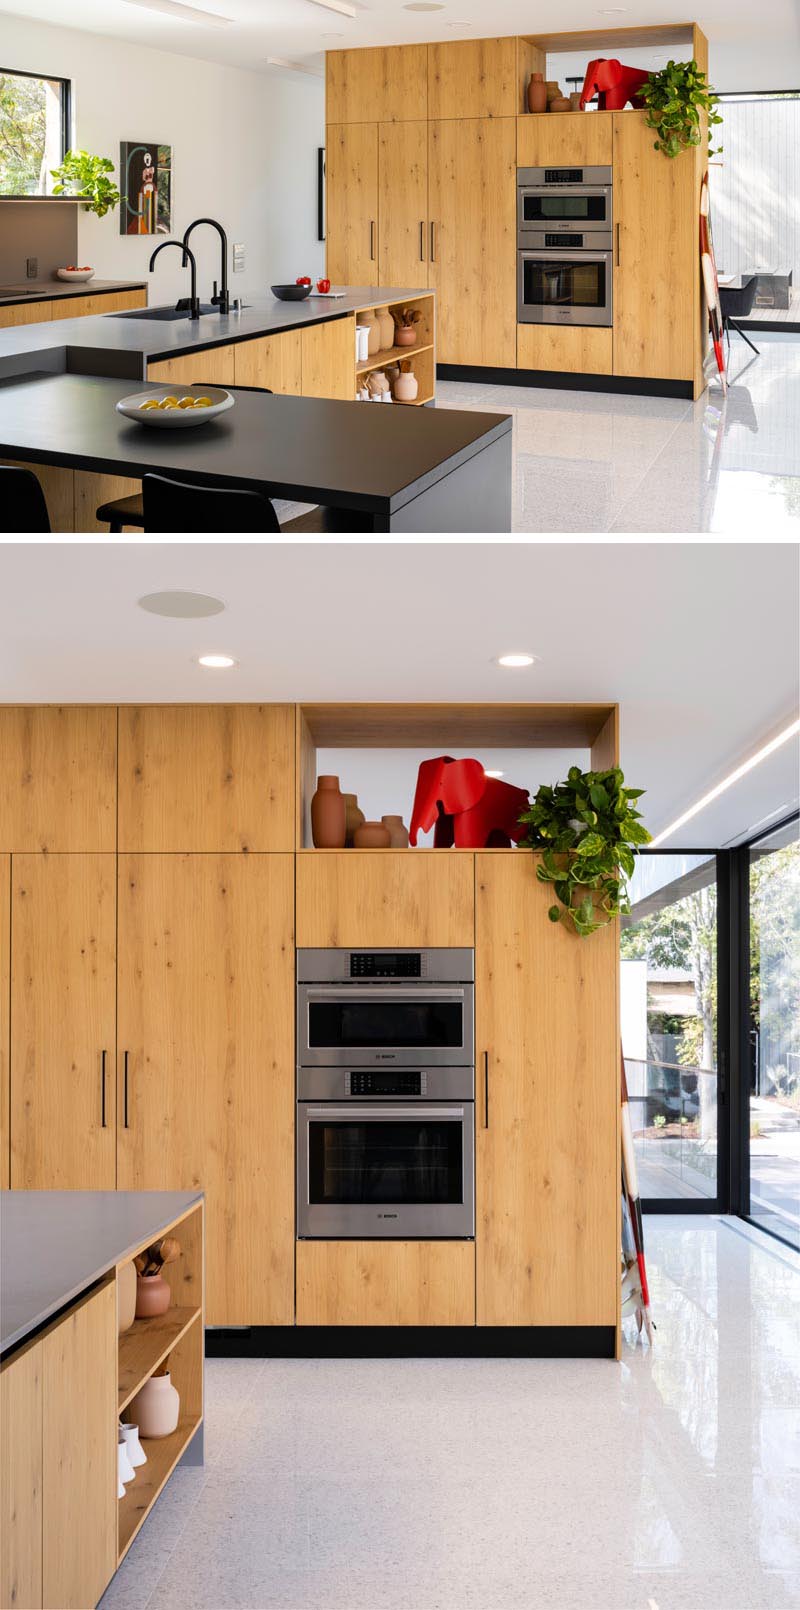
xmin=447 ymin=19 xmax=472 ymax=26
xmin=598 ymin=6 xmax=628 ymax=12
xmin=649 ymin=718 xmax=800 ymax=846
xmin=121 ymin=0 xmax=232 ymax=26
xmin=138 ymin=590 xmax=225 ymax=618
xmin=403 ymin=3 xmax=445 ymax=11
xmin=197 ymin=653 xmax=237 ymax=669
xmin=484 ymin=769 xmax=504 ymax=778
xmin=496 ymin=652 xmax=537 ymax=668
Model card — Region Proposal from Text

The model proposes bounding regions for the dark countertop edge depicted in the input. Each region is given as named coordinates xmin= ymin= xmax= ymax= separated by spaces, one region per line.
xmin=0 ymin=1188 xmax=203 ymax=1357
xmin=0 ymin=281 xmax=148 ymax=308
xmin=146 ymin=307 xmax=351 ymax=364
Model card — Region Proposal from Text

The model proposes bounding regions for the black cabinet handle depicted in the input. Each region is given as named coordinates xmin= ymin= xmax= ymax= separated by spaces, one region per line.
xmin=101 ymin=1049 xmax=107 ymax=1128
xmin=484 ymin=1050 xmax=489 ymax=1129
xmin=615 ymin=222 xmax=621 ymax=267
xmin=430 ymin=221 xmax=436 ymax=263
xmin=419 ymin=220 xmax=425 ymax=261
xmin=370 ymin=220 xmax=376 ymax=262
xmin=123 ymin=1050 xmax=130 ymax=1129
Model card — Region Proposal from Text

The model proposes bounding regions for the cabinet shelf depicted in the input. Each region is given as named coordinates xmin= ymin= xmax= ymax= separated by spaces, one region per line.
xmin=356 ymin=340 xmax=433 ymax=375
xmin=118 ymin=1305 xmax=201 ymax=1414
xmin=118 ymin=1413 xmax=202 ymax=1560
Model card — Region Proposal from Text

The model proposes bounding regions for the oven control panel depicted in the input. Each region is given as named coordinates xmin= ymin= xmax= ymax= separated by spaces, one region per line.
xmin=346 ymin=1070 xmax=427 ymax=1096
xmin=349 ymin=951 xmax=422 ymax=978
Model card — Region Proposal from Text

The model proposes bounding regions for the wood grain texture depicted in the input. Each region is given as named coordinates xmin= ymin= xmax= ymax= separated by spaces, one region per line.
xmin=233 ymin=331 xmax=303 ymax=395
xmin=300 ymin=701 xmax=616 ymax=748
xmin=0 ymin=459 xmax=74 ymax=532
xmin=325 ymin=124 xmax=379 ymax=287
xmin=428 ymin=118 xmax=516 ymax=366
xmin=612 ymin=110 xmax=695 ymax=382
xmin=118 ymin=1306 xmax=200 ymax=1413
xmin=428 ymin=38 xmax=518 ymax=120
xmin=118 ymin=704 xmax=295 ymax=852
xmin=590 ymin=706 xmax=619 ymax=772
xmin=326 ymin=46 xmax=427 ymax=124
xmin=118 ymin=1410 xmax=201 ymax=1560
xmin=0 ymin=855 xmax=8 ymax=1190
xmin=517 ymin=324 xmax=612 ymax=376
xmin=0 ymin=1337 xmax=42 ymax=1610
xmin=0 ymin=300 xmax=53 ymax=327
xmin=295 ymin=851 xmax=475 ymax=947
xmin=0 ymin=705 xmax=116 ymax=853
xmin=146 ymin=345 xmax=236 ymax=385
xmin=10 ymin=854 xmax=116 ymax=1190
xmin=517 ymin=110 xmax=613 ymax=166
xmin=117 ymin=854 xmax=295 ymax=1326
xmin=76 ymin=470 xmax=143 ymax=533
xmin=378 ymin=121 xmax=429 ymax=288
xmin=300 ymin=314 xmax=357 ymax=401
xmin=475 ymin=854 xmax=618 ymax=1328
xmin=516 ymin=39 xmax=546 ymax=115
xmin=296 ymin=1241 xmax=475 ymax=1325
xmin=522 ymin=24 xmax=695 ymax=51
xmin=49 ymin=289 xmax=146 ymax=320
xmin=42 ymin=1281 xmax=117 ymax=1610
xmin=296 ymin=706 xmax=316 ymax=851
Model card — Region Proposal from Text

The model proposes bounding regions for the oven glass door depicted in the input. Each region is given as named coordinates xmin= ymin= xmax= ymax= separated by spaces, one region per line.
xmin=519 ymin=187 xmax=610 ymax=228
xmin=298 ymin=1102 xmax=475 ymax=1237
xmin=299 ymin=985 xmax=474 ymax=1066
xmin=518 ymin=251 xmax=612 ymax=327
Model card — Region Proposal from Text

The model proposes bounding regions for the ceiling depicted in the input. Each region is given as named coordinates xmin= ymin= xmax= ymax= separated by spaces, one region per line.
xmin=1 ymin=0 xmax=798 ymax=78
xmin=0 ymin=540 xmax=796 ymax=848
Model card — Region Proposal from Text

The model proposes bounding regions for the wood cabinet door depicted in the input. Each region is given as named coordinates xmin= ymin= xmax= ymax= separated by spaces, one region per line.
xmin=0 ymin=1338 xmax=43 ymax=1610
xmin=300 ymin=315 xmax=356 ymax=401
xmin=146 ymin=345 xmax=236 ymax=385
xmin=517 ymin=110 xmax=613 ymax=168
xmin=428 ymin=37 xmax=517 ymax=120
xmin=0 ymin=855 xmax=8 ymax=1190
xmin=234 ymin=331 xmax=303 ymax=394
xmin=118 ymin=704 xmax=295 ymax=852
xmin=0 ymin=300 xmax=53 ymax=328
xmin=117 ymin=854 xmax=295 ymax=1326
xmin=327 ymin=46 xmax=427 ymax=124
xmin=42 ymin=1282 xmax=117 ymax=1610
xmin=296 ymin=1241 xmax=475 ymax=1325
xmin=296 ymin=851 xmax=474 ymax=947
xmin=612 ymin=110 xmax=696 ymax=382
xmin=475 ymin=854 xmax=618 ymax=1328
xmin=0 ymin=706 xmax=116 ymax=853
xmin=10 ymin=854 xmax=117 ymax=1190
xmin=378 ymin=121 xmax=429 ymax=288
xmin=428 ymin=118 xmax=517 ymax=366
xmin=49 ymin=289 xmax=147 ymax=319
xmin=326 ymin=123 xmax=379 ymax=285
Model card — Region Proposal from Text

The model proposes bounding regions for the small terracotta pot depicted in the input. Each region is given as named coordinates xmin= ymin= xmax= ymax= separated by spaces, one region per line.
xmin=354 ymin=821 xmax=391 ymax=849
xmin=377 ymin=308 xmax=394 ymax=350
xmin=549 ymin=96 xmax=571 ymax=112
xmin=381 ymin=815 xmax=409 ymax=848
xmin=527 ymin=72 xmax=547 ymax=113
xmin=545 ymin=80 xmax=561 ymax=105
xmin=395 ymin=325 xmax=417 ymax=347
xmin=569 ymin=91 xmax=583 ymax=110
xmin=135 ymin=1273 xmax=171 ymax=1320
xmin=394 ymin=371 xmax=418 ymax=403
xmin=343 ymin=793 xmax=365 ymax=847
xmin=130 ymin=1372 xmax=180 ymax=1439
xmin=117 ymin=1260 xmax=137 ymax=1334
xmin=311 ymin=775 xmax=346 ymax=849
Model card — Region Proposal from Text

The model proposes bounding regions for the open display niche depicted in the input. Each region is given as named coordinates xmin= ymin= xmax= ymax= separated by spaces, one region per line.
xmin=296 ymin=702 xmax=618 ymax=849
xmin=516 ymin=21 xmax=707 ymax=114
xmin=356 ymin=293 xmax=434 ymax=404
xmin=116 ymin=1199 xmax=204 ymax=1562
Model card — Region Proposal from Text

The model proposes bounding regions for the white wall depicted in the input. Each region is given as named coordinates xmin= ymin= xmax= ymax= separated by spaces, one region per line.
xmin=711 ymin=96 xmax=800 ymax=280
xmin=0 ymin=14 xmax=324 ymax=302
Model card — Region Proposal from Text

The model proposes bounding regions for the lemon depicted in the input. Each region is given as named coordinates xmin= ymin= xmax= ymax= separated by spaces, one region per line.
xmin=178 ymin=397 xmax=196 ymax=409
xmin=161 ymin=399 xmax=180 ymax=410
xmin=140 ymin=399 xmax=160 ymax=410
xmin=193 ymin=397 xmax=213 ymax=408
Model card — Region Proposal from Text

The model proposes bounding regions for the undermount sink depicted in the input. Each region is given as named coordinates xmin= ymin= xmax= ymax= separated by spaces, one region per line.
xmin=112 ymin=303 xmax=218 ymax=322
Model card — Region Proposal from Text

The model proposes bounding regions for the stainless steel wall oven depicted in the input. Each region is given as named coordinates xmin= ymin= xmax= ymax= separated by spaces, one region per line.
xmin=517 ymin=165 xmax=613 ymax=328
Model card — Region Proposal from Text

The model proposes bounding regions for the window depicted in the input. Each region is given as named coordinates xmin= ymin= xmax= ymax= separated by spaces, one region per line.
xmin=712 ymin=92 xmax=800 ymax=329
xmin=0 ymin=69 xmax=71 ymax=198
xmin=748 ymin=817 xmax=800 ymax=1249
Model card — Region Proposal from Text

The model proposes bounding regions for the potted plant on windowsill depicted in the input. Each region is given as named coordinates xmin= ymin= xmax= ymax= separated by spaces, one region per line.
xmin=50 ymin=149 xmax=121 ymax=217
xmin=518 ymin=765 xmax=651 ymax=936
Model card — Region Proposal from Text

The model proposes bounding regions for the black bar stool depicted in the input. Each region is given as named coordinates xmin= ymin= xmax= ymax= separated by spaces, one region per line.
xmin=0 ymin=465 xmax=51 ymax=533
xmin=718 ymin=277 xmax=760 ymax=357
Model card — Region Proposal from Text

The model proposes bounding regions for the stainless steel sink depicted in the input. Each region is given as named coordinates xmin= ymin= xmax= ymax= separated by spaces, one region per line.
xmin=112 ymin=304 xmax=218 ymax=321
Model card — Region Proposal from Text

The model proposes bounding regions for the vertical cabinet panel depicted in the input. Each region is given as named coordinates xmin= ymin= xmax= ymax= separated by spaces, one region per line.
xmin=233 ymin=331 xmax=303 ymax=394
xmin=428 ymin=118 xmax=517 ymax=366
xmin=296 ymin=851 xmax=475 ymax=947
xmin=118 ymin=703 xmax=295 ymax=852
xmin=612 ymin=110 xmax=696 ymax=381
xmin=0 ymin=706 xmax=116 ymax=853
xmin=10 ymin=854 xmax=117 ymax=1190
xmin=41 ymin=1283 xmax=117 ymax=1610
xmin=427 ymin=38 xmax=518 ymax=121
xmin=475 ymin=854 xmax=618 ymax=1328
xmin=325 ymin=123 xmax=379 ymax=286
xmin=300 ymin=315 xmax=356 ymax=401
xmin=0 ymin=1339 xmax=43 ymax=1610
xmin=117 ymin=854 xmax=295 ymax=1326
xmin=327 ymin=46 xmax=427 ymax=124
xmin=0 ymin=854 xmax=8 ymax=1190
xmin=378 ymin=121 xmax=429 ymax=288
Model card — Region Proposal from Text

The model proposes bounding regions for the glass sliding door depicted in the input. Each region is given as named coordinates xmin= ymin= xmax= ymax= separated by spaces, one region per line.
xmin=748 ymin=817 xmax=800 ymax=1248
xmin=621 ymin=853 xmax=719 ymax=1207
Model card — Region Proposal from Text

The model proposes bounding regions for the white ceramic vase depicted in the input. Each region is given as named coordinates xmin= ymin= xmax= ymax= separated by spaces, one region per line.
xmin=118 ymin=1434 xmax=135 ymax=1487
xmin=120 ymin=1421 xmax=147 ymax=1468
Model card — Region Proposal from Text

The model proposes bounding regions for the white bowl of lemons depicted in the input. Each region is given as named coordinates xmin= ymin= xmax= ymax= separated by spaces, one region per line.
xmin=116 ymin=383 xmax=234 ymax=428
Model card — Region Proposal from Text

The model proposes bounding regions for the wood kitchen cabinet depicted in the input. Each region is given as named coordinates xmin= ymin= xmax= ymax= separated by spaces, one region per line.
xmin=475 ymin=853 xmax=618 ymax=1329
xmin=117 ymin=853 xmax=295 ymax=1325
xmin=378 ymin=121 xmax=429 ymax=288
xmin=0 ymin=855 xmax=8 ymax=1189
xmin=118 ymin=703 xmax=295 ymax=852
xmin=295 ymin=851 xmax=475 ymax=948
xmin=300 ymin=315 xmax=357 ymax=401
xmin=296 ymin=1241 xmax=476 ymax=1325
xmin=325 ymin=123 xmax=379 ymax=286
xmin=146 ymin=344 xmax=236 ymax=385
xmin=10 ymin=854 xmax=117 ymax=1190
xmin=234 ymin=330 xmax=303 ymax=394
xmin=428 ymin=37 xmax=518 ymax=120
xmin=517 ymin=110 xmax=613 ymax=168
xmin=49 ymin=288 xmax=146 ymax=320
xmin=326 ymin=45 xmax=427 ymax=124
xmin=0 ymin=705 xmax=116 ymax=853
xmin=0 ymin=1335 xmax=42 ymax=1610
xmin=428 ymin=117 xmax=517 ymax=366
xmin=612 ymin=110 xmax=698 ymax=384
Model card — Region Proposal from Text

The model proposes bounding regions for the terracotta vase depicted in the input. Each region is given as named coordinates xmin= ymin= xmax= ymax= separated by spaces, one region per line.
xmin=354 ymin=821 xmax=391 ymax=848
xmin=569 ymin=91 xmax=583 ymax=110
xmin=377 ymin=308 xmax=394 ymax=350
xmin=381 ymin=815 xmax=409 ymax=848
xmin=545 ymin=80 xmax=561 ymax=107
xmin=135 ymin=1272 xmax=171 ymax=1320
xmin=550 ymin=96 xmax=571 ymax=113
xmin=117 ymin=1260 xmax=137 ymax=1334
xmin=343 ymin=793 xmax=365 ymax=847
xmin=395 ymin=324 xmax=417 ymax=347
xmin=361 ymin=308 xmax=381 ymax=357
xmin=311 ymin=775 xmax=346 ymax=848
xmin=130 ymin=1371 xmax=180 ymax=1439
xmin=394 ymin=371 xmax=418 ymax=403
xmin=527 ymin=72 xmax=547 ymax=113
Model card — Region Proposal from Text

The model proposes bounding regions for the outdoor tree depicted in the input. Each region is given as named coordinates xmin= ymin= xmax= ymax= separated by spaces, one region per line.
xmin=0 ymin=73 xmax=47 ymax=195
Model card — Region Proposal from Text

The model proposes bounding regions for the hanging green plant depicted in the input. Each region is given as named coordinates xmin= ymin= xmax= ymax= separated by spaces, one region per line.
xmin=50 ymin=149 xmax=121 ymax=217
xmin=518 ymin=766 xmax=651 ymax=937
xmin=639 ymin=59 xmax=723 ymax=159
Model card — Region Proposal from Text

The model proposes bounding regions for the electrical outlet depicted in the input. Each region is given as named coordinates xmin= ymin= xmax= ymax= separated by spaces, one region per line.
xmin=26 ymin=257 xmax=38 ymax=279
xmin=232 ymin=243 xmax=245 ymax=274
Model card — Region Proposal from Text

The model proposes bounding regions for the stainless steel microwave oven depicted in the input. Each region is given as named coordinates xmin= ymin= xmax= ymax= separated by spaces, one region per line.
xmin=296 ymin=948 xmax=475 ymax=1069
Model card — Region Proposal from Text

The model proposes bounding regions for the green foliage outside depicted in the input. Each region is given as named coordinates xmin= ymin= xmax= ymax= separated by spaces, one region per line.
xmin=0 ymin=71 xmax=48 ymax=194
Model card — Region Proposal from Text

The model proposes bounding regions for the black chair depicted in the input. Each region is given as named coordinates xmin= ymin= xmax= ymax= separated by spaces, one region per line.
xmin=143 ymin=472 xmax=282 ymax=533
xmin=718 ymin=276 xmax=760 ymax=357
xmin=1 ymin=465 xmax=51 ymax=533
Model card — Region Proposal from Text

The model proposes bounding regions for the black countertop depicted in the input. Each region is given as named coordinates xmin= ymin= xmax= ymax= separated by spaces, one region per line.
xmin=0 ymin=278 xmax=147 ymax=307
xmin=0 ymin=371 xmax=510 ymax=519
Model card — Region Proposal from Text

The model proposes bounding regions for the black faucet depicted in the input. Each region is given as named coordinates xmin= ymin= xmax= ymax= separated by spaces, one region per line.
xmin=182 ymin=217 xmax=229 ymax=315
xmin=149 ymin=239 xmax=200 ymax=319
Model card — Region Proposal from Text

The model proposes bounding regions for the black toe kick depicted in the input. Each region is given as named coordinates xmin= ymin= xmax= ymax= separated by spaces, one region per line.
xmin=437 ymin=364 xmax=694 ymax=400
xmin=205 ymin=1326 xmax=617 ymax=1359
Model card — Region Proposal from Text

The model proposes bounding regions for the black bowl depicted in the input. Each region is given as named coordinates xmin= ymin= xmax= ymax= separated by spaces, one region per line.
xmin=271 ymin=283 xmax=311 ymax=301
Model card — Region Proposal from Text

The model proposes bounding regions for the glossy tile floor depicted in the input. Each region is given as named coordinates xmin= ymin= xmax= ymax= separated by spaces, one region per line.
xmin=435 ymin=333 xmax=800 ymax=533
xmin=101 ymin=1217 xmax=800 ymax=1610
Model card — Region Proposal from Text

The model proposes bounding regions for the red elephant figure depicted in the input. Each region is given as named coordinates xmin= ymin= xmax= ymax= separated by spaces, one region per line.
xmin=409 ymin=756 xmax=529 ymax=849
xmin=579 ymin=58 xmax=651 ymax=111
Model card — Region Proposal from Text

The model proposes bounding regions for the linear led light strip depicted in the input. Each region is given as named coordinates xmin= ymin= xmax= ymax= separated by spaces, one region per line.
xmin=121 ymin=0 xmax=232 ymax=25
xmin=649 ymin=717 xmax=800 ymax=846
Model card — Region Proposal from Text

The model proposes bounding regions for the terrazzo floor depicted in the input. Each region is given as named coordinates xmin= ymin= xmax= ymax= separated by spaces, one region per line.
xmin=100 ymin=1216 xmax=800 ymax=1610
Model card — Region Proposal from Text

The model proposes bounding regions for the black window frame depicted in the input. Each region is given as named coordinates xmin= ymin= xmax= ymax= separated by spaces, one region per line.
xmin=0 ymin=66 xmax=72 ymax=201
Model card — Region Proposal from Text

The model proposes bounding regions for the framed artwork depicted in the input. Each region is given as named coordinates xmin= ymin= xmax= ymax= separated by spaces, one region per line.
xmin=120 ymin=142 xmax=172 ymax=236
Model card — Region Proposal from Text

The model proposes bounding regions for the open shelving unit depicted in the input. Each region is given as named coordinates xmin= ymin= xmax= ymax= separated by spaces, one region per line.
xmin=354 ymin=293 xmax=435 ymax=405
